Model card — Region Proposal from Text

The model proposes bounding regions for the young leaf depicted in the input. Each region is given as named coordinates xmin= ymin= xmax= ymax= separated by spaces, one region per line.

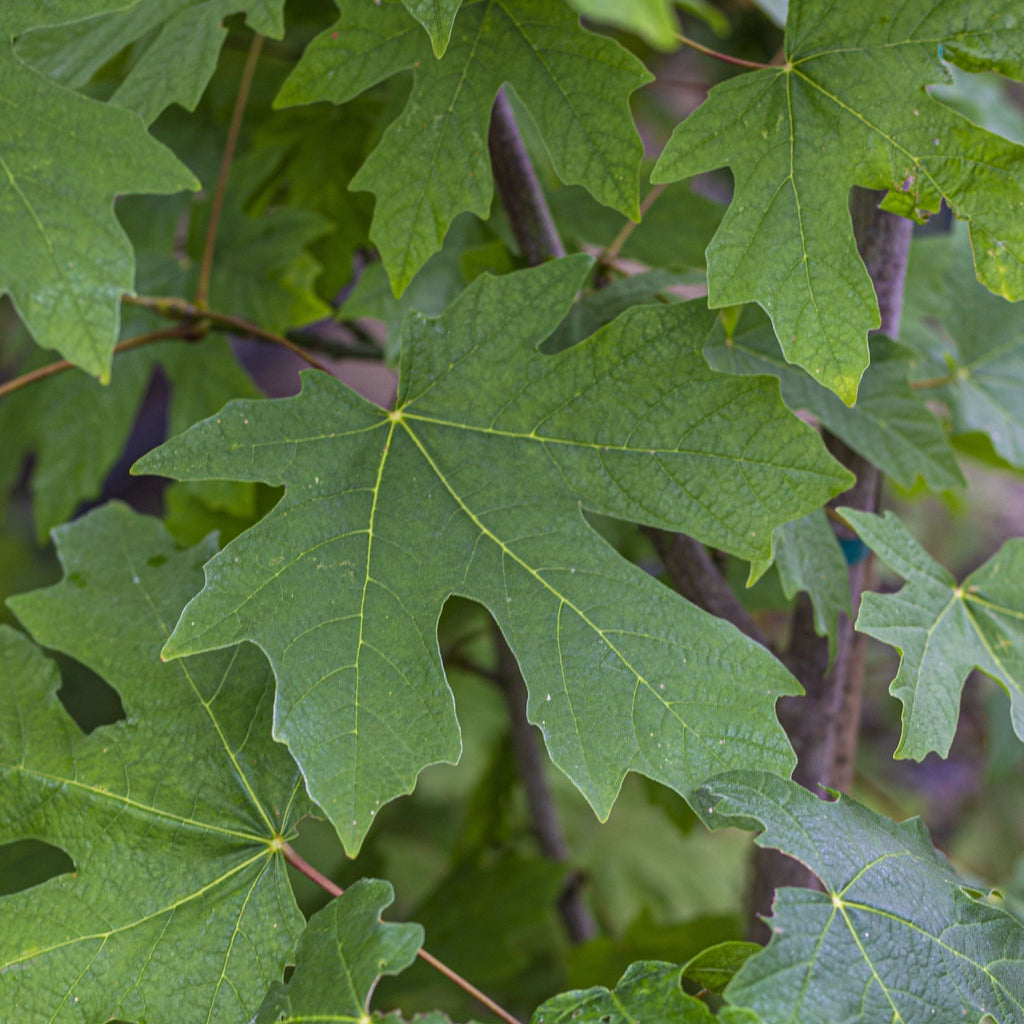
xmin=698 ymin=771 xmax=1024 ymax=1023
xmin=840 ymin=508 xmax=1024 ymax=761
xmin=135 ymin=257 xmax=851 ymax=852
xmin=16 ymin=0 xmax=287 ymax=124
xmin=0 ymin=38 xmax=196 ymax=380
xmin=2 ymin=503 xmax=310 ymax=1024
xmin=531 ymin=961 xmax=714 ymax=1023
xmin=252 ymin=878 xmax=423 ymax=1023
xmin=705 ymin=325 xmax=965 ymax=492
xmin=652 ymin=0 xmax=1024 ymax=403
xmin=277 ymin=0 xmax=651 ymax=293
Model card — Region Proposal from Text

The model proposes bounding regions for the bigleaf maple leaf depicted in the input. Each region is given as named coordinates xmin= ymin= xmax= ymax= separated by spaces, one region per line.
xmin=1 ymin=4 xmax=196 ymax=379
xmin=2 ymin=503 xmax=310 ymax=1024
xmin=136 ymin=256 xmax=851 ymax=853
xmin=653 ymin=0 xmax=1024 ymax=404
xmin=276 ymin=0 xmax=652 ymax=294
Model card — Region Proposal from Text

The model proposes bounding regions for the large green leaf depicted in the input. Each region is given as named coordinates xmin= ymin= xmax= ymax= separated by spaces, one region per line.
xmin=277 ymin=0 xmax=651 ymax=293
xmin=652 ymin=1 xmax=1024 ymax=403
xmin=698 ymin=771 xmax=1024 ymax=1023
xmin=705 ymin=324 xmax=965 ymax=492
xmin=0 ymin=40 xmax=195 ymax=379
xmin=1 ymin=503 xmax=310 ymax=1024
xmin=841 ymin=508 xmax=1024 ymax=761
xmin=252 ymin=878 xmax=423 ymax=1023
xmin=135 ymin=257 xmax=852 ymax=852
xmin=16 ymin=0 xmax=287 ymax=124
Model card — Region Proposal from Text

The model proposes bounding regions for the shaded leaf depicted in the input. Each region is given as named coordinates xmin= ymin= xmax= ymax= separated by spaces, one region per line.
xmin=653 ymin=1 xmax=1024 ymax=403
xmin=842 ymin=507 xmax=1024 ymax=761
xmin=2 ymin=503 xmax=310 ymax=1024
xmin=910 ymin=226 xmax=1024 ymax=469
xmin=135 ymin=257 xmax=852 ymax=851
xmin=565 ymin=0 xmax=729 ymax=48
xmin=16 ymin=0 xmax=287 ymax=124
xmin=0 ymin=40 xmax=195 ymax=379
xmin=252 ymin=878 xmax=423 ymax=1024
xmin=698 ymin=771 xmax=1024 ymax=1023
xmin=705 ymin=323 xmax=964 ymax=492
xmin=277 ymin=0 xmax=651 ymax=293
xmin=531 ymin=961 xmax=713 ymax=1023
xmin=681 ymin=941 xmax=760 ymax=995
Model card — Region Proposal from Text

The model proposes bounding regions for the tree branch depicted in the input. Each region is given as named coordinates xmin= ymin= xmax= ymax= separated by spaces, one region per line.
xmin=488 ymin=88 xmax=566 ymax=264
xmin=747 ymin=188 xmax=914 ymax=942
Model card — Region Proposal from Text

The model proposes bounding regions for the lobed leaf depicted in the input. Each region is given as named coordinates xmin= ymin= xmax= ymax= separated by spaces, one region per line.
xmin=653 ymin=0 xmax=1024 ymax=403
xmin=842 ymin=508 xmax=1024 ymax=761
xmin=698 ymin=771 xmax=1024 ymax=1023
xmin=0 ymin=39 xmax=195 ymax=379
xmin=135 ymin=257 xmax=852 ymax=852
xmin=1 ymin=503 xmax=310 ymax=1024
xmin=252 ymin=878 xmax=423 ymax=1023
xmin=16 ymin=0 xmax=287 ymax=124
xmin=277 ymin=0 xmax=651 ymax=293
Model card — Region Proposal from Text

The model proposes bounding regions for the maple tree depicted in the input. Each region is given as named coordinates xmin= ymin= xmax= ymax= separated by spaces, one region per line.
xmin=1 ymin=2 xmax=1024 ymax=1023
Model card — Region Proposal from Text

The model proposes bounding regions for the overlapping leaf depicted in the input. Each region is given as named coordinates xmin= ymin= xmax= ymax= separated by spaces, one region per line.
xmin=907 ymin=227 xmax=1024 ymax=468
xmin=565 ymin=0 xmax=728 ymax=48
xmin=841 ymin=508 xmax=1024 ymax=761
xmin=135 ymin=257 xmax=851 ymax=852
xmin=0 ymin=28 xmax=195 ymax=378
xmin=705 ymin=324 xmax=964 ymax=492
xmin=277 ymin=0 xmax=651 ymax=293
xmin=1 ymin=503 xmax=310 ymax=1024
xmin=16 ymin=0 xmax=286 ymax=124
xmin=698 ymin=771 xmax=1024 ymax=1023
xmin=653 ymin=0 xmax=1024 ymax=403
xmin=531 ymin=961 xmax=717 ymax=1023
xmin=252 ymin=879 xmax=422 ymax=1024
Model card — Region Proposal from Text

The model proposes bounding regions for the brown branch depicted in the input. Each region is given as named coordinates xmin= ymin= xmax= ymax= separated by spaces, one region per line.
xmin=196 ymin=32 xmax=264 ymax=308
xmin=0 ymin=326 xmax=198 ymax=400
xmin=123 ymin=295 xmax=332 ymax=372
xmin=488 ymin=88 xmax=566 ymax=264
xmin=645 ymin=528 xmax=767 ymax=646
xmin=747 ymin=188 xmax=914 ymax=943
xmin=495 ymin=632 xmax=597 ymax=944
xmin=280 ymin=843 xmax=524 ymax=1024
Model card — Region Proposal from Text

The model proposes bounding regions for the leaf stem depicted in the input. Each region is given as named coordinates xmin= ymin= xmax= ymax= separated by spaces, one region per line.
xmin=196 ymin=32 xmax=264 ymax=309
xmin=123 ymin=295 xmax=332 ymax=372
xmin=909 ymin=372 xmax=955 ymax=391
xmin=280 ymin=843 xmax=525 ymax=1024
xmin=598 ymin=184 xmax=666 ymax=267
xmin=674 ymin=33 xmax=773 ymax=70
xmin=0 ymin=326 xmax=196 ymax=400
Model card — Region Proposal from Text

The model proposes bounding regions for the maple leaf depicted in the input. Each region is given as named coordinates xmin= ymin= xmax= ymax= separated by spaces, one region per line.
xmin=652 ymin=0 xmax=1024 ymax=403
xmin=0 ymin=24 xmax=196 ymax=379
xmin=705 ymin=323 xmax=964 ymax=494
xmin=15 ymin=0 xmax=286 ymax=124
xmin=1 ymin=503 xmax=310 ymax=1024
xmin=530 ymin=961 xmax=720 ymax=1023
xmin=905 ymin=226 xmax=1024 ymax=469
xmin=276 ymin=0 xmax=652 ymax=293
xmin=252 ymin=879 xmax=423 ymax=1023
xmin=841 ymin=508 xmax=1024 ymax=761
xmin=135 ymin=256 xmax=851 ymax=852
xmin=401 ymin=0 xmax=465 ymax=57
xmin=699 ymin=772 xmax=1024 ymax=1023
